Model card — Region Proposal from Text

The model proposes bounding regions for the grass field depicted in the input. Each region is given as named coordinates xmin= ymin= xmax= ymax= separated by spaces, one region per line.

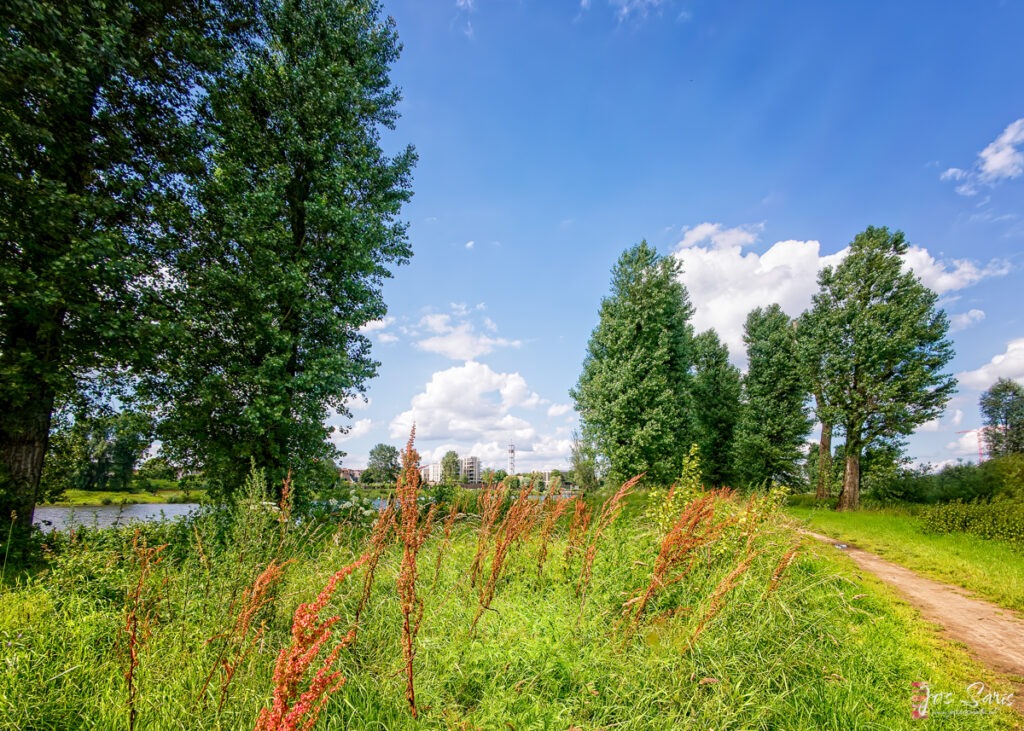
xmin=1 ymin=482 xmax=1017 ymax=729
xmin=788 ymin=505 xmax=1024 ymax=613
xmin=49 ymin=487 xmax=207 ymax=507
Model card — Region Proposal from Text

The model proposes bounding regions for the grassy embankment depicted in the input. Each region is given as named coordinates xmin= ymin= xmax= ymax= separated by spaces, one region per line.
xmin=0 ymin=482 xmax=1017 ymax=729
xmin=788 ymin=504 xmax=1024 ymax=613
xmin=51 ymin=488 xmax=207 ymax=507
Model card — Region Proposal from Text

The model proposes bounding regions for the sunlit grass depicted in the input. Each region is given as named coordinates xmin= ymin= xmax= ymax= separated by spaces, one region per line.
xmin=0 ymin=488 xmax=1017 ymax=729
xmin=48 ymin=488 xmax=206 ymax=506
xmin=788 ymin=505 xmax=1024 ymax=612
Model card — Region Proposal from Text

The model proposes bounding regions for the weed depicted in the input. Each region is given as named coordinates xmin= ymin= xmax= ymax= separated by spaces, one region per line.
xmin=254 ymin=554 xmax=367 ymax=731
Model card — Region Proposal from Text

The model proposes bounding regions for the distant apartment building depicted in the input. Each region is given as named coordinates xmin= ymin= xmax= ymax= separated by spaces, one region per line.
xmin=419 ymin=462 xmax=443 ymax=484
xmin=418 ymin=455 xmax=481 ymax=484
xmin=460 ymin=456 xmax=481 ymax=484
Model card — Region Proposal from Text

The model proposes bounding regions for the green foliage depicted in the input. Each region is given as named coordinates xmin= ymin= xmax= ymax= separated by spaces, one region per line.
xmin=142 ymin=0 xmax=416 ymax=496
xmin=980 ymin=378 xmax=1024 ymax=457
xmin=568 ymin=430 xmax=600 ymax=493
xmin=136 ymin=458 xmax=177 ymax=483
xmin=441 ymin=450 xmax=460 ymax=485
xmin=367 ymin=443 xmax=401 ymax=485
xmin=874 ymin=461 xmax=999 ymax=505
xmin=0 ymin=0 xmax=246 ymax=542
xmin=571 ymin=241 xmax=695 ymax=485
xmin=923 ymin=499 xmax=1024 ymax=548
xmin=732 ymin=304 xmax=811 ymax=488
xmin=647 ymin=444 xmax=703 ymax=535
xmin=40 ymin=407 xmax=152 ymax=499
xmin=690 ymin=330 xmax=741 ymax=487
xmin=802 ymin=227 xmax=956 ymax=509
xmin=428 ymin=481 xmax=456 ymax=509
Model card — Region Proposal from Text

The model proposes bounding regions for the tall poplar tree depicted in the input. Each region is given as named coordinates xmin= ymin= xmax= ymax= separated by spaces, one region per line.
xmin=808 ymin=227 xmax=955 ymax=510
xmin=145 ymin=0 xmax=416 ymax=493
xmin=570 ymin=242 xmax=695 ymax=485
xmin=691 ymin=329 xmax=741 ymax=487
xmin=732 ymin=304 xmax=811 ymax=488
xmin=0 ymin=0 xmax=241 ymax=540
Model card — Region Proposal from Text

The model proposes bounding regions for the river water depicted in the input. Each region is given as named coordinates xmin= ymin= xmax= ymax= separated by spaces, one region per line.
xmin=33 ymin=503 xmax=202 ymax=531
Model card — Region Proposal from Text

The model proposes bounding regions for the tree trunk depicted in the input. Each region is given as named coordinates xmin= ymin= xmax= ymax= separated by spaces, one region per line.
xmin=815 ymin=421 xmax=832 ymax=500
xmin=0 ymin=385 xmax=56 ymax=547
xmin=1 ymin=307 xmax=64 ymax=550
xmin=836 ymin=448 xmax=860 ymax=511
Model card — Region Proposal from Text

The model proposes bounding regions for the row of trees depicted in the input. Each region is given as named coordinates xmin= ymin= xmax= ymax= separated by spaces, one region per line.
xmin=572 ymin=227 xmax=956 ymax=510
xmin=1 ymin=0 xmax=414 ymax=539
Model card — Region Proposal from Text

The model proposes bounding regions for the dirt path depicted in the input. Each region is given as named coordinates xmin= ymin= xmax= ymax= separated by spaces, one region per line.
xmin=804 ymin=530 xmax=1024 ymax=713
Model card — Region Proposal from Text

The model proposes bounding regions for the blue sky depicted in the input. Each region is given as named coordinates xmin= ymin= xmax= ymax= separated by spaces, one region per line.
xmin=330 ymin=0 xmax=1024 ymax=473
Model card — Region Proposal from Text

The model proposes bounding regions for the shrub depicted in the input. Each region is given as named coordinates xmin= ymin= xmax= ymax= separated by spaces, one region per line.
xmin=923 ymin=498 xmax=1024 ymax=548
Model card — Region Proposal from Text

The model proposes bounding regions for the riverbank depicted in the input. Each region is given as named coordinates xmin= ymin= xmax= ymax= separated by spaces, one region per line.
xmin=48 ymin=488 xmax=207 ymax=507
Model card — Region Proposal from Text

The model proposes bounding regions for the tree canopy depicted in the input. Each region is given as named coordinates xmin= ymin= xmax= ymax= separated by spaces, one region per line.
xmin=0 ymin=0 xmax=243 ymax=540
xmin=690 ymin=329 xmax=742 ymax=487
xmin=804 ymin=227 xmax=955 ymax=510
xmin=980 ymin=378 xmax=1024 ymax=457
xmin=366 ymin=443 xmax=401 ymax=485
xmin=570 ymin=242 xmax=694 ymax=485
xmin=139 ymin=0 xmax=415 ymax=495
xmin=732 ymin=305 xmax=811 ymax=488
xmin=440 ymin=451 xmax=460 ymax=485
xmin=1 ymin=0 xmax=415 ymax=542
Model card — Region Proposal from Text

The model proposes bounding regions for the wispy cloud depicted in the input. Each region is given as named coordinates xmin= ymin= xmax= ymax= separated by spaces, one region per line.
xmin=942 ymin=118 xmax=1024 ymax=196
xmin=413 ymin=304 xmax=521 ymax=361
xmin=949 ymin=309 xmax=985 ymax=332
xmin=610 ymin=0 xmax=670 ymax=21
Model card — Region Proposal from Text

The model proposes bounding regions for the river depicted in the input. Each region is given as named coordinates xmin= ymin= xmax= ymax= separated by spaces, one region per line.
xmin=33 ymin=503 xmax=202 ymax=531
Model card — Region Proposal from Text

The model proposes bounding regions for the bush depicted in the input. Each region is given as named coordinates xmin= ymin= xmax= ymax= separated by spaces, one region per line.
xmin=923 ymin=498 xmax=1024 ymax=548
xmin=871 ymin=460 xmax=1004 ymax=505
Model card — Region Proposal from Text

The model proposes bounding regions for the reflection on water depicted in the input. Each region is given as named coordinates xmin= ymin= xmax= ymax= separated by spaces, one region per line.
xmin=33 ymin=503 xmax=201 ymax=531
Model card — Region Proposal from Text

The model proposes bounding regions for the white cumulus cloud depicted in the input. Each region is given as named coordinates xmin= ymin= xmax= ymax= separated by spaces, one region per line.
xmin=675 ymin=226 xmax=845 ymax=362
xmin=389 ymin=362 xmax=571 ymax=471
xmin=901 ymin=247 xmax=1009 ymax=294
xmin=330 ymin=418 xmax=372 ymax=447
xmin=414 ymin=305 xmax=521 ymax=361
xmin=946 ymin=429 xmax=983 ymax=458
xmin=942 ymin=118 xmax=1024 ymax=195
xmin=675 ymin=222 xmax=1010 ymax=365
xmin=949 ymin=309 xmax=985 ymax=332
xmin=957 ymin=339 xmax=1024 ymax=390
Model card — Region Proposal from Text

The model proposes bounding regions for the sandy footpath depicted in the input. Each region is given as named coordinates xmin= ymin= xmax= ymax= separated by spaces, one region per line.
xmin=804 ymin=530 xmax=1024 ymax=714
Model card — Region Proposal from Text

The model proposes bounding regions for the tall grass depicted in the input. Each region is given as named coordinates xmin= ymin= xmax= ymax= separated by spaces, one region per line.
xmin=0 ymin=448 xmax=1017 ymax=729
